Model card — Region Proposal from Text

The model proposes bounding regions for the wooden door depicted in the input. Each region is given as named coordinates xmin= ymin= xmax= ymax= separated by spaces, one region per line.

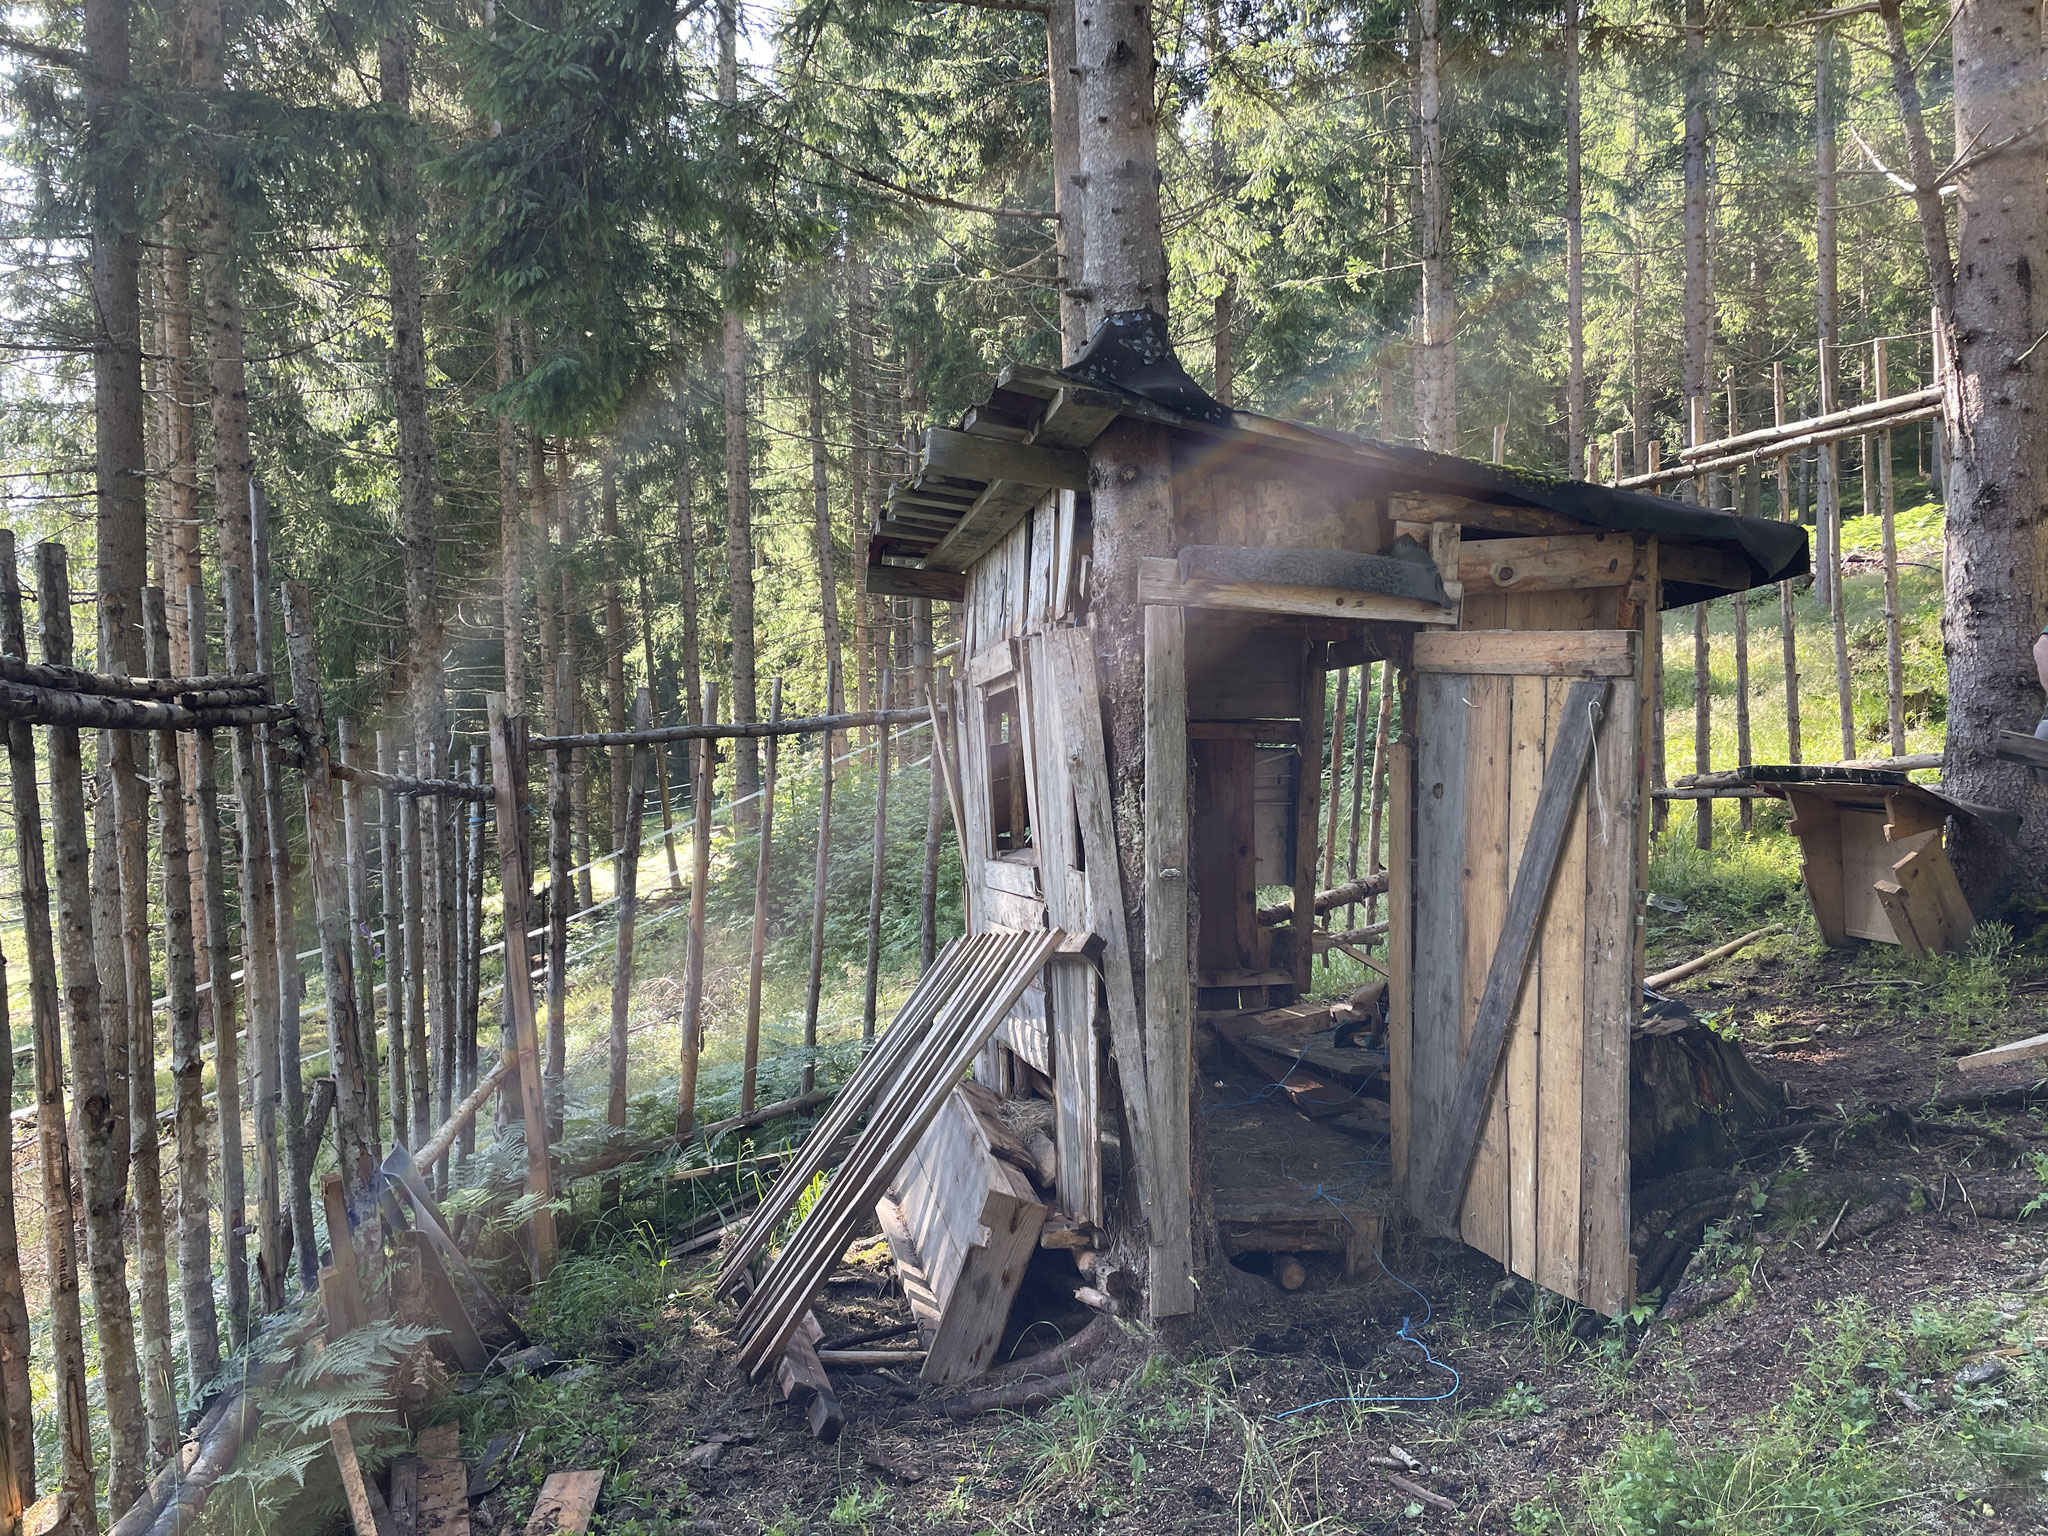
xmin=1396 ymin=634 xmax=1639 ymax=1315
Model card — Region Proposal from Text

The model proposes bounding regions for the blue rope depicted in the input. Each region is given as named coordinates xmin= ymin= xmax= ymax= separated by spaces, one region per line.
xmin=1271 ymin=1190 xmax=1461 ymax=1419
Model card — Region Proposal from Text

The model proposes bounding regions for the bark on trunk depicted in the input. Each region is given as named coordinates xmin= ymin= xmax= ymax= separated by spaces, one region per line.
xmin=499 ymin=323 xmax=526 ymax=711
xmin=1878 ymin=0 xmax=1956 ymax=319
xmin=1681 ymin=0 xmax=1712 ymax=463
xmin=1941 ymin=0 xmax=2048 ymax=903
xmin=1047 ymin=0 xmax=1087 ymax=357
xmin=143 ymin=591 xmax=220 ymax=1386
xmin=1 ymin=537 xmax=91 ymax=1535
xmin=1564 ymin=0 xmax=1584 ymax=470
xmin=720 ymin=0 xmax=760 ymax=818
xmin=38 ymin=546 xmax=147 ymax=1514
xmin=1815 ymin=29 xmax=1840 ymax=608
xmin=809 ymin=367 xmax=847 ymax=733
xmin=1414 ymin=0 xmax=1455 ymax=450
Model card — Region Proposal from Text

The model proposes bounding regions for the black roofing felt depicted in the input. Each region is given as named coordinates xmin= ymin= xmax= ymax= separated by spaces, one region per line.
xmin=1060 ymin=310 xmax=1812 ymax=609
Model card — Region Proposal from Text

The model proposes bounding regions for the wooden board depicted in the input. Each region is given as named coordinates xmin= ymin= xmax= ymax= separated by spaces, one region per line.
xmin=418 ymin=1439 xmax=470 ymax=1536
xmin=524 ymin=1473 xmax=603 ymax=1536
xmin=1020 ymin=634 xmax=1101 ymax=1225
xmin=1413 ymin=629 xmax=1637 ymax=677
xmin=1457 ymin=534 xmax=1634 ymax=593
xmin=1839 ymin=808 xmax=1898 ymax=942
xmin=1959 ymin=1028 xmax=2048 ymax=1072
xmin=1142 ymin=603 xmax=1195 ymax=1318
xmin=1875 ymin=828 xmax=1976 ymax=956
xmin=1386 ymin=739 xmax=1414 ymax=1190
xmin=885 ymin=1085 xmax=1050 ymax=1382
xmin=1401 ymin=637 xmax=1639 ymax=1317
xmin=1139 ymin=556 xmax=1455 ymax=626
xmin=1781 ymin=788 xmax=1848 ymax=945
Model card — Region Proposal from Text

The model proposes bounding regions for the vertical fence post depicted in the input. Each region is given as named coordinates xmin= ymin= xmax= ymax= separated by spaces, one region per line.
xmin=1688 ymin=398 xmax=1712 ymax=850
xmin=801 ymin=697 xmax=837 ymax=1097
xmin=742 ymin=679 xmax=783 ymax=1112
xmin=1363 ymin=659 xmax=1394 ymax=924
xmin=337 ymin=720 xmax=380 ymax=1154
xmin=186 ymin=583 xmax=249 ymax=1346
xmin=142 ymin=588 xmax=221 ymax=1385
xmin=462 ymin=745 xmax=487 ymax=1159
xmin=1774 ymin=362 xmax=1803 ymax=765
xmin=547 ymin=651 xmax=573 ymax=1132
xmin=1647 ymin=441 xmax=1669 ymax=836
xmin=678 ymin=680 xmax=718 ymax=1142
xmin=862 ymin=670 xmax=894 ymax=1041
xmin=1320 ymin=665 xmax=1350 ymax=967
xmin=1875 ymin=338 xmax=1905 ymax=755
xmin=1728 ymin=374 xmax=1753 ymax=832
xmin=398 ymin=748 xmax=428 ymax=1143
xmin=377 ymin=730 xmax=406 ymax=1151
xmin=607 ymin=689 xmax=651 ymax=1185
xmin=1822 ymin=339 xmax=1855 ymax=760
xmin=486 ymin=695 xmax=556 ymax=1279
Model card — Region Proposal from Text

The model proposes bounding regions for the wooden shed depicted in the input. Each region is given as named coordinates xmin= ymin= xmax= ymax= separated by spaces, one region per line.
xmin=866 ymin=318 xmax=1807 ymax=1322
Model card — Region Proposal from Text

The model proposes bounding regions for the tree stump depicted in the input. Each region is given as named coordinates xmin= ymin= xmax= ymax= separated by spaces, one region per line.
xmin=1630 ymin=990 xmax=1786 ymax=1184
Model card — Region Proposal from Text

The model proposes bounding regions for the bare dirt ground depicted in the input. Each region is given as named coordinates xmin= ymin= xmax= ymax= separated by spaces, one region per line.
xmin=447 ymin=916 xmax=2048 ymax=1536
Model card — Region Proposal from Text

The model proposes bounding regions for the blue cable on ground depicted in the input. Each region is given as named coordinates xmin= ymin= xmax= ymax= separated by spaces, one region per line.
xmin=1271 ymin=1194 xmax=1461 ymax=1420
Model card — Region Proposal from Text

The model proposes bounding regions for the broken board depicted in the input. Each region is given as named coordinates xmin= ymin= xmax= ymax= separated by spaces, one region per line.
xmin=875 ymin=1082 xmax=1049 ymax=1383
xmin=523 ymin=1472 xmax=603 ymax=1536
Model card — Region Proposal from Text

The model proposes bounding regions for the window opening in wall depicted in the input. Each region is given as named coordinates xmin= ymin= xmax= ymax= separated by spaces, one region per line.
xmin=986 ymin=685 xmax=1033 ymax=855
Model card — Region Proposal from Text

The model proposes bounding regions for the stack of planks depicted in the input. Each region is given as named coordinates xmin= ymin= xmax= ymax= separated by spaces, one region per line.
xmin=718 ymin=927 xmax=1061 ymax=1380
xmin=874 ymin=1080 xmax=1050 ymax=1384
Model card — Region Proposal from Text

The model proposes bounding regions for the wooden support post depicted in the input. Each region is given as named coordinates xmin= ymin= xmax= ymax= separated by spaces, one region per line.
xmin=742 ymin=679 xmax=782 ymax=1111
xmin=1320 ymin=664 xmax=1349 ymax=965
xmin=1345 ymin=661 xmax=1370 ymax=904
xmin=1646 ymin=440 xmax=1669 ymax=835
xmin=1293 ymin=642 xmax=1325 ymax=996
xmin=1363 ymin=660 xmax=1393 ymax=924
xmin=678 ymin=681 xmax=718 ymax=1141
xmin=862 ymin=670 xmax=893 ymax=1041
xmin=1491 ymin=423 xmax=1505 ymax=464
xmin=282 ymin=583 xmax=380 ymax=1199
xmin=486 ymin=696 xmax=557 ymax=1279
xmin=1874 ymin=339 xmax=1904 ymax=755
xmin=1728 ymin=375 xmax=1753 ymax=832
xmin=253 ymin=536 xmax=319 ymax=1295
xmin=1 ymin=534 xmax=95 ymax=1514
xmin=398 ymin=749 xmax=429 ymax=1144
xmin=221 ymin=564 xmax=285 ymax=1315
xmin=462 ymin=747 xmax=487 ymax=1153
xmin=547 ymin=650 xmax=572 ymax=1133
xmin=608 ymin=690 xmax=651 ymax=1156
xmin=1822 ymin=342 xmax=1854 ymax=760
xmin=38 ymin=545 xmax=148 ymax=1501
xmin=142 ymin=591 xmax=221 ymax=1384
xmin=186 ymin=585 xmax=249 ymax=1346
xmin=337 ymin=721 xmax=380 ymax=1155
xmin=1773 ymin=362 xmax=1803 ymax=765
xmin=378 ymin=731 xmax=407 ymax=1151
xmin=1142 ymin=605 xmax=1193 ymax=1318
xmin=1688 ymin=397 xmax=1712 ymax=851
xmin=801 ymin=700 xmax=836 ymax=1097
xmin=638 ymin=571 xmax=683 ymax=893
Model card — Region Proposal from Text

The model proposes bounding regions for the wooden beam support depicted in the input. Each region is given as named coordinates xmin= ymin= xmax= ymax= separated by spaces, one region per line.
xmin=922 ymin=425 xmax=1089 ymax=490
xmin=1142 ymin=604 xmax=1193 ymax=1319
xmin=1413 ymin=629 xmax=1636 ymax=678
xmin=1137 ymin=557 xmax=1455 ymax=625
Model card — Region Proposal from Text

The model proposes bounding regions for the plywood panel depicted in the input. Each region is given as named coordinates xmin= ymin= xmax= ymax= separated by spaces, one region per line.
xmin=1840 ymin=809 xmax=1898 ymax=942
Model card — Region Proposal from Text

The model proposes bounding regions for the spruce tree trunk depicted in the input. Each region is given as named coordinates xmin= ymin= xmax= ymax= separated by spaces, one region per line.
xmin=1941 ymin=0 xmax=2048 ymax=902
xmin=381 ymin=21 xmax=452 ymax=1135
xmin=720 ymin=0 xmax=760 ymax=818
xmin=1564 ymin=0 xmax=1584 ymax=471
xmin=1681 ymin=0 xmax=1712 ymax=452
xmin=808 ymin=367 xmax=846 ymax=730
xmin=499 ymin=323 xmax=526 ymax=711
xmin=602 ymin=451 xmax=629 ymax=854
xmin=1877 ymin=0 xmax=1956 ymax=318
xmin=1047 ymin=0 xmax=1087 ymax=357
xmin=144 ymin=591 xmax=220 ymax=1386
xmin=673 ymin=354 xmax=704 ymax=737
xmin=189 ymin=0 xmax=284 ymax=1315
xmin=2 ymin=539 xmax=90 ymax=1535
xmin=559 ymin=445 xmax=594 ymax=911
xmin=1414 ymin=0 xmax=1455 ymax=450
xmin=0 ymin=961 xmax=31 ymax=1511
xmin=1814 ymin=29 xmax=1840 ymax=608
xmin=38 ymin=547 xmax=148 ymax=1514
xmin=1073 ymin=0 xmax=1195 ymax=1320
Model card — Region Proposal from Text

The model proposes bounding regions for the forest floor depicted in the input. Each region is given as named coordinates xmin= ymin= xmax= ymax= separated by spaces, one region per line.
xmin=419 ymin=814 xmax=2048 ymax=1536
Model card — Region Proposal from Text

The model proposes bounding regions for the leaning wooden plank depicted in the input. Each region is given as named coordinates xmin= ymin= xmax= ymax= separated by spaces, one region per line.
xmin=1994 ymin=730 xmax=2048 ymax=770
xmin=774 ymin=1314 xmax=843 ymax=1444
xmin=325 ymin=1416 xmax=381 ymax=1536
xmin=1959 ymin=1029 xmax=2048 ymax=1073
xmin=734 ymin=931 xmax=1060 ymax=1378
xmin=1579 ymin=679 xmax=1640 ymax=1315
xmin=732 ymin=938 xmax=1032 ymax=1354
xmin=522 ymin=1472 xmax=604 ymax=1536
xmin=1137 ymin=557 xmax=1454 ymax=625
xmin=1142 ymin=603 xmax=1195 ymax=1319
xmin=1045 ymin=626 xmax=1161 ymax=1234
xmin=1891 ymin=830 xmax=1976 ymax=954
xmin=1412 ymin=629 xmax=1637 ymax=677
xmin=1419 ymin=677 xmax=1610 ymax=1230
xmin=715 ymin=934 xmax=985 ymax=1295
